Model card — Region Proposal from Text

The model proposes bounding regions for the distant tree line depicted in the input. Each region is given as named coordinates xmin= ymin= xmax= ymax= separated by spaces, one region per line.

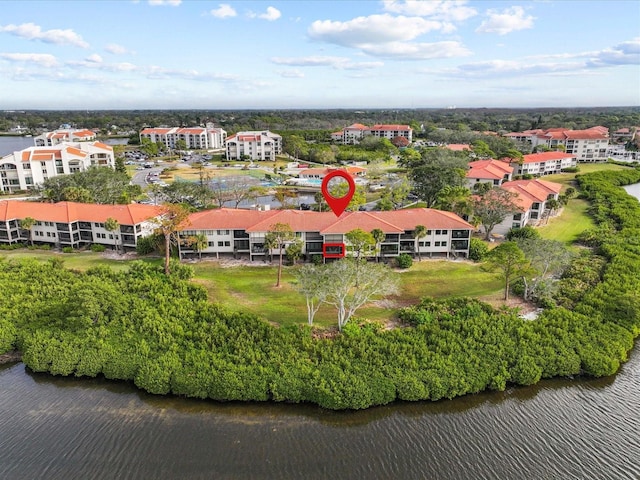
xmin=2 ymin=107 xmax=639 ymax=138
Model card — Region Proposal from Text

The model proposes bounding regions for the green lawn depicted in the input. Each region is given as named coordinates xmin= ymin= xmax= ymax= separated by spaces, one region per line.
xmin=192 ymin=259 xmax=502 ymax=327
xmin=537 ymin=199 xmax=594 ymax=244
xmin=0 ymin=249 xmax=501 ymax=328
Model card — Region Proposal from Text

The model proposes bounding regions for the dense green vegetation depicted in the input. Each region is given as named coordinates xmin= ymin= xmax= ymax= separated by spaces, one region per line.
xmin=1 ymin=168 xmax=639 ymax=410
xmin=3 ymin=107 xmax=639 ymax=137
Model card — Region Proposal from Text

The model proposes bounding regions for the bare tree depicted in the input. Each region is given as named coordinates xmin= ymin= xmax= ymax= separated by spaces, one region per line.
xmin=323 ymin=259 xmax=399 ymax=331
xmin=293 ymin=264 xmax=329 ymax=326
xmin=473 ymin=188 xmax=521 ymax=240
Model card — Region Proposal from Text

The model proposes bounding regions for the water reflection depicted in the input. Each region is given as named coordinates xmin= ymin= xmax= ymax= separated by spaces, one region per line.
xmin=1 ymin=353 xmax=638 ymax=480
xmin=16 ymin=359 xmax=620 ymax=427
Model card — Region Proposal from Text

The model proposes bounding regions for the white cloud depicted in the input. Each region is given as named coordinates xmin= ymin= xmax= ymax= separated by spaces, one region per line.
xmin=0 ymin=22 xmax=89 ymax=48
xmin=278 ymin=70 xmax=305 ymax=78
xmin=587 ymin=37 xmax=640 ymax=66
xmin=309 ymin=14 xmax=453 ymax=46
xmin=210 ymin=4 xmax=237 ymax=18
xmin=438 ymin=39 xmax=640 ymax=79
xmin=105 ymin=43 xmax=130 ymax=55
xmin=359 ymin=40 xmax=471 ymax=60
xmin=85 ymin=53 xmax=103 ymax=63
xmin=0 ymin=52 xmax=58 ymax=67
xmin=259 ymin=6 xmax=281 ymax=21
xmin=476 ymin=6 xmax=535 ymax=35
xmin=148 ymin=0 xmax=182 ymax=6
xmin=382 ymin=0 xmax=478 ymax=21
xmin=271 ymin=55 xmax=384 ymax=70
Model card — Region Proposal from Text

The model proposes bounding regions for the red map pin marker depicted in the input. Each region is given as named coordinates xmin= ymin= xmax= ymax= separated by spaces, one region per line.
xmin=321 ymin=170 xmax=356 ymax=217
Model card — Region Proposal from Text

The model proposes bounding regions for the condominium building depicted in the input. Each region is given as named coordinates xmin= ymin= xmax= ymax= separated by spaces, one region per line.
xmin=178 ymin=208 xmax=473 ymax=261
xmin=34 ymin=129 xmax=96 ymax=146
xmin=0 ymin=142 xmax=115 ymax=193
xmin=511 ymin=152 xmax=578 ymax=176
xmin=484 ymin=179 xmax=563 ymax=236
xmin=466 ymin=159 xmax=513 ymax=188
xmin=504 ymin=126 xmax=609 ymax=162
xmin=0 ymin=200 xmax=161 ymax=249
xmin=139 ymin=124 xmax=227 ymax=150
xmin=331 ymin=124 xmax=413 ymax=145
xmin=225 ymin=130 xmax=282 ymax=161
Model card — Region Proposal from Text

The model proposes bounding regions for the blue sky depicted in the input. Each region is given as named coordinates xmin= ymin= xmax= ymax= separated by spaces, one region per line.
xmin=1 ymin=0 xmax=639 ymax=110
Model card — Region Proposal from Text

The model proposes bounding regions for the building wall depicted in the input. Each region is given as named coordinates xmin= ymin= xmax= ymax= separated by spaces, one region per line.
xmin=0 ymin=142 xmax=115 ymax=193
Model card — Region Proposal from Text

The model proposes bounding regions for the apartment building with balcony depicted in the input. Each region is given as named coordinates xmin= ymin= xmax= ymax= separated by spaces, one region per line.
xmin=331 ymin=124 xmax=413 ymax=145
xmin=34 ymin=129 xmax=96 ymax=146
xmin=0 ymin=142 xmax=115 ymax=193
xmin=225 ymin=130 xmax=282 ymax=161
xmin=178 ymin=208 xmax=473 ymax=261
xmin=504 ymin=126 xmax=609 ymax=162
xmin=510 ymin=152 xmax=578 ymax=176
xmin=139 ymin=124 xmax=227 ymax=150
xmin=483 ymin=179 xmax=563 ymax=236
xmin=0 ymin=200 xmax=161 ymax=249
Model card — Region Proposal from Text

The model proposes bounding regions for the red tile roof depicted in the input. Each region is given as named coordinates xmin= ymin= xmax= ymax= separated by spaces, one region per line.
xmin=501 ymin=179 xmax=562 ymax=208
xmin=186 ymin=208 xmax=279 ymax=230
xmin=467 ymin=159 xmax=513 ymax=180
xmin=91 ymin=142 xmax=112 ymax=151
xmin=370 ymin=124 xmax=411 ymax=131
xmin=140 ymin=128 xmax=173 ymax=135
xmin=183 ymin=207 xmax=473 ymax=234
xmin=0 ymin=201 xmax=162 ymax=225
xmin=521 ymin=152 xmax=576 ymax=164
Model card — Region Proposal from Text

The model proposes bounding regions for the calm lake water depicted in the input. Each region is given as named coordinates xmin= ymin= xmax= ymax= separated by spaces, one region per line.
xmin=623 ymin=181 xmax=640 ymax=200
xmin=1 ymin=350 xmax=639 ymax=480
xmin=0 ymin=135 xmax=35 ymax=156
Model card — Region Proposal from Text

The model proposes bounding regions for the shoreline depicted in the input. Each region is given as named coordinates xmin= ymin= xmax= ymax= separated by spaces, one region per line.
xmin=0 ymin=351 xmax=22 ymax=364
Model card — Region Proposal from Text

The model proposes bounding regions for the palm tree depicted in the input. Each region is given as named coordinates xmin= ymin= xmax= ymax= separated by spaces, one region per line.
xmin=104 ymin=217 xmax=120 ymax=254
xmin=153 ymin=204 xmax=191 ymax=275
xmin=264 ymin=223 xmax=294 ymax=287
xmin=371 ymin=228 xmax=385 ymax=263
xmin=188 ymin=232 xmax=208 ymax=260
xmin=414 ymin=225 xmax=427 ymax=261
xmin=19 ymin=216 xmax=36 ymax=246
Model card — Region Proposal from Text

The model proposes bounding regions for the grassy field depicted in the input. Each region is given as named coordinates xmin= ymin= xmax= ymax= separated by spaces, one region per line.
xmin=0 ymin=249 xmax=501 ymax=328
xmin=191 ymin=259 xmax=502 ymax=327
xmin=537 ymin=199 xmax=594 ymax=244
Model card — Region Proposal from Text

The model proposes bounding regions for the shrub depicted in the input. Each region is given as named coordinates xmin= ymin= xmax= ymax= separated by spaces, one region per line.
xmin=310 ymin=254 xmax=323 ymax=266
xmin=506 ymin=225 xmax=540 ymax=241
xmin=562 ymin=166 xmax=580 ymax=173
xmin=396 ymin=253 xmax=413 ymax=269
xmin=90 ymin=244 xmax=106 ymax=253
xmin=62 ymin=246 xmax=74 ymax=253
xmin=136 ymin=235 xmax=158 ymax=255
xmin=468 ymin=237 xmax=489 ymax=262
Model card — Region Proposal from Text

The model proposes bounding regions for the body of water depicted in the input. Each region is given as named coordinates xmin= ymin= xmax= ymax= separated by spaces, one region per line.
xmin=0 ymin=135 xmax=36 ymax=156
xmin=1 ymin=350 xmax=639 ymax=480
xmin=623 ymin=181 xmax=640 ymax=201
